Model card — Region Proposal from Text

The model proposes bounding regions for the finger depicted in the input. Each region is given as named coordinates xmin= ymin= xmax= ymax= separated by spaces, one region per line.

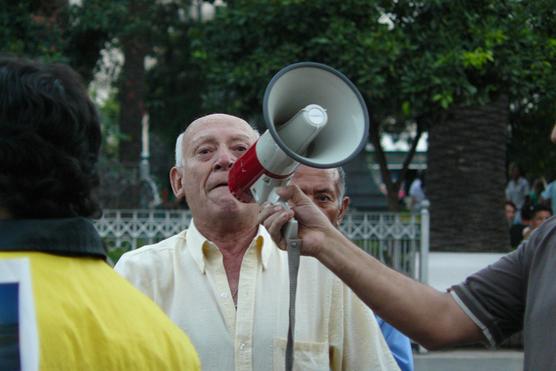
xmin=263 ymin=209 xmax=293 ymax=236
xmin=257 ymin=203 xmax=281 ymax=224
xmin=263 ymin=210 xmax=293 ymax=249
xmin=261 ymin=207 xmax=281 ymax=230
xmin=276 ymin=184 xmax=313 ymax=206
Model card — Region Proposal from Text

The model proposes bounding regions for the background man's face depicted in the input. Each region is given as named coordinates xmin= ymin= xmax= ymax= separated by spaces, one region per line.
xmin=291 ymin=165 xmax=348 ymax=227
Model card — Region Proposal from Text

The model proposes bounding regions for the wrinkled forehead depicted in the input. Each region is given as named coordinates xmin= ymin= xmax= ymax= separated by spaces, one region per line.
xmin=293 ymin=166 xmax=340 ymax=194
xmin=183 ymin=114 xmax=257 ymax=148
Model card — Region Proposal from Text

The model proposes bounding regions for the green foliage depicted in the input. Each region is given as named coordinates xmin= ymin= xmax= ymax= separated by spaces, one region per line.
xmin=462 ymin=48 xmax=494 ymax=69
xmin=192 ymin=0 xmax=556 ymax=126
xmin=4 ymin=0 xmax=556 ymax=207
xmin=509 ymin=100 xmax=556 ymax=181
xmin=96 ymin=92 xmax=126 ymax=159
xmin=0 ymin=1 xmax=66 ymax=60
xmin=145 ymin=14 xmax=206 ymax=148
xmin=0 ymin=0 xmax=116 ymax=83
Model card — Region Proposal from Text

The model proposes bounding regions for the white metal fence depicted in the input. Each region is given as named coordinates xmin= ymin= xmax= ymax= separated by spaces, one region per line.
xmin=95 ymin=206 xmax=430 ymax=281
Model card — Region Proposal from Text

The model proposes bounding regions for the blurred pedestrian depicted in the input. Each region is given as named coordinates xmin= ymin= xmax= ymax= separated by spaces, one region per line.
xmin=529 ymin=177 xmax=546 ymax=207
xmin=541 ymin=179 xmax=556 ymax=215
xmin=522 ymin=204 xmax=552 ymax=240
xmin=505 ymin=201 xmax=517 ymax=227
xmin=505 ymin=163 xmax=530 ymax=222
xmin=510 ymin=204 xmax=532 ymax=248
xmin=409 ymin=171 xmax=427 ymax=211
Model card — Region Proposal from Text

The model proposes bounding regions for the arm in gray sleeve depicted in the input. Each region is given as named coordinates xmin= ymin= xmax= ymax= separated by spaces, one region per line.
xmin=449 ymin=243 xmax=528 ymax=346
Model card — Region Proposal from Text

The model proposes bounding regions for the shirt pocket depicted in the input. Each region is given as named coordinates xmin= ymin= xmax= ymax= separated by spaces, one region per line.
xmin=272 ymin=337 xmax=330 ymax=371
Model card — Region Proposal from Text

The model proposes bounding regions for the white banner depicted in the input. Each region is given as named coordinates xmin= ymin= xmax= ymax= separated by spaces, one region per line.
xmin=0 ymin=258 xmax=39 ymax=371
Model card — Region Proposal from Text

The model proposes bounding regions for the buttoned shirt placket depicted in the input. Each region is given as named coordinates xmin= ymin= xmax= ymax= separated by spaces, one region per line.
xmin=204 ymin=239 xmax=261 ymax=371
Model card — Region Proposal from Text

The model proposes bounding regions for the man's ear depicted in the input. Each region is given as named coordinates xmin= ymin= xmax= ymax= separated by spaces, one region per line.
xmin=169 ymin=166 xmax=185 ymax=201
xmin=337 ymin=196 xmax=350 ymax=225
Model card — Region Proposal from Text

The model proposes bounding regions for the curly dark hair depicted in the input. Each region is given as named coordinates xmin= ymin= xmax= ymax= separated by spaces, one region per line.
xmin=0 ymin=55 xmax=102 ymax=218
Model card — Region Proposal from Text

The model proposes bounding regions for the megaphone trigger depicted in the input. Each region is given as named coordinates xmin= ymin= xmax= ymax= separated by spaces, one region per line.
xmin=267 ymin=190 xmax=300 ymax=241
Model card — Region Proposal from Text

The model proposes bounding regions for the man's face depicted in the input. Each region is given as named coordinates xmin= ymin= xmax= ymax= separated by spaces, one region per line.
xmin=170 ymin=114 xmax=259 ymax=221
xmin=531 ymin=210 xmax=551 ymax=230
xmin=291 ymin=165 xmax=349 ymax=227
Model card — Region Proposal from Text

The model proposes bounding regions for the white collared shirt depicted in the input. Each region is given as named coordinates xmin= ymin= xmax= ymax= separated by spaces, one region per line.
xmin=115 ymin=220 xmax=400 ymax=371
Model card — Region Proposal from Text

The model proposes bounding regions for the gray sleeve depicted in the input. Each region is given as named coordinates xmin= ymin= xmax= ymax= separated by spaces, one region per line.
xmin=449 ymin=244 xmax=528 ymax=346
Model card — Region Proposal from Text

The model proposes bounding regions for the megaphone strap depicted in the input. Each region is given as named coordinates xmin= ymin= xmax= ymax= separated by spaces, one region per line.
xmin=285 ymin=237 xmax=301 ymax=371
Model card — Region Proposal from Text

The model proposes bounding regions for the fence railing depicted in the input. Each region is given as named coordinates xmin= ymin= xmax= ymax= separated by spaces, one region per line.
xmin=94 ymin=206 xmax=430 ymax=281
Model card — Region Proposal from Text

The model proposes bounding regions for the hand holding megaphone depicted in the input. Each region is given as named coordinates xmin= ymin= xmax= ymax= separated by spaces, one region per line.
xmin=258 ymin=184 xmax=344 ymax=257
xmin=228 ymin=61 xmax=369 ymax=240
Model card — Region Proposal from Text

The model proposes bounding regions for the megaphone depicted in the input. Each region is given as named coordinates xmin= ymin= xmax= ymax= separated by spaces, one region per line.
xmin=229 ymin=62 xmax=369 ymax=205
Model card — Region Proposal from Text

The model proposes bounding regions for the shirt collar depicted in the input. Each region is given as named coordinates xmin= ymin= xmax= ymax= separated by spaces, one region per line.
xmin=0 ymin=217 xmax=106 ymax=259
xmin=187 ymin=219 xmax=276 ymax=274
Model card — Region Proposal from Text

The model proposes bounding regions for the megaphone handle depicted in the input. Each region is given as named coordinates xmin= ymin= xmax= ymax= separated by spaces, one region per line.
xmin=282 ymin=217 xmax=298 ymax=241
xmin=273 ymin=197 xmax=302 ymax=371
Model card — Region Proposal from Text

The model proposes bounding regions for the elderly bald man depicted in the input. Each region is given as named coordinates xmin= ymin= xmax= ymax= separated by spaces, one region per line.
xmin=115 ymin=114 xmax=400 ymax=371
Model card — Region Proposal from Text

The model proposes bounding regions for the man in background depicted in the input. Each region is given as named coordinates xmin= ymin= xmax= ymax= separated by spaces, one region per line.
xmin=285 ymin=165 xmax=415 ymax=371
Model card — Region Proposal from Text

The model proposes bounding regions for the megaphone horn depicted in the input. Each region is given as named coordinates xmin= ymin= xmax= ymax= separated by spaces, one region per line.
xmin=228 ymin=62 xmax=369 ymax=204
xmin=264 ymin=62 xmax=369 ymax=168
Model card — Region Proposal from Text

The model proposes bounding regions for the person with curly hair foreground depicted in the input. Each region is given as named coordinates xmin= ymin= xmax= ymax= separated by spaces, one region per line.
xmin=0 ymin=55 xmax=200 ymax=370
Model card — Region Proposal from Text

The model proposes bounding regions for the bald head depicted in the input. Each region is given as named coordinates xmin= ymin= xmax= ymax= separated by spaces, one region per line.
xmin=176 ymin=114 xmax=259 ymax=166
xmin=169 ymin=113 xmax=261 ymax=232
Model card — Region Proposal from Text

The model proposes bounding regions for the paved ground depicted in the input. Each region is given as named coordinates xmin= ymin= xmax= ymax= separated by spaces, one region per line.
xmin=414 ymin=350 xmax=524 ymax=371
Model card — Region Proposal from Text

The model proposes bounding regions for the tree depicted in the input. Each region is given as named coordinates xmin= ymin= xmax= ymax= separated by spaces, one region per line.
xmin=193 ymin=0 xmax=556 ymax=251
xmin=83 ymin=0 xmax=202 ymax=207
xmin=0 ymin=0 xmax=110 ymax=83
xmin=383 ymin=0 xmax=556 ymax=251
xmin=191 ymin=0 xmax=422 ymax=211
xmin=145 ymin=6 xmax=209 ymax=185
xmin=508 ymin=98 xmax=556 ymax=182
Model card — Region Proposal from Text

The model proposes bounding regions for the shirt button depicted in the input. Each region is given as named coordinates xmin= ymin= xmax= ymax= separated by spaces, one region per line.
xmin=240 ymin=343 xmax=246 ymax=350
xmin=220 ymin=292 xmax=228 ymax=298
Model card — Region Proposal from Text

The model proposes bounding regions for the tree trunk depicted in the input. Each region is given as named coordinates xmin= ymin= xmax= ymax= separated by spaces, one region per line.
xmin=114 ymin=0 xmax=151 ymax=208
xmin=427 ymin=97 xmax=509 ymax=252
xmin=117 ymin=0 xmax=153 ymax=166
xmin=370 ymin=117 xmax=423 ymax=212
xmin=118 ymin=36 xmax=148 ymax=166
